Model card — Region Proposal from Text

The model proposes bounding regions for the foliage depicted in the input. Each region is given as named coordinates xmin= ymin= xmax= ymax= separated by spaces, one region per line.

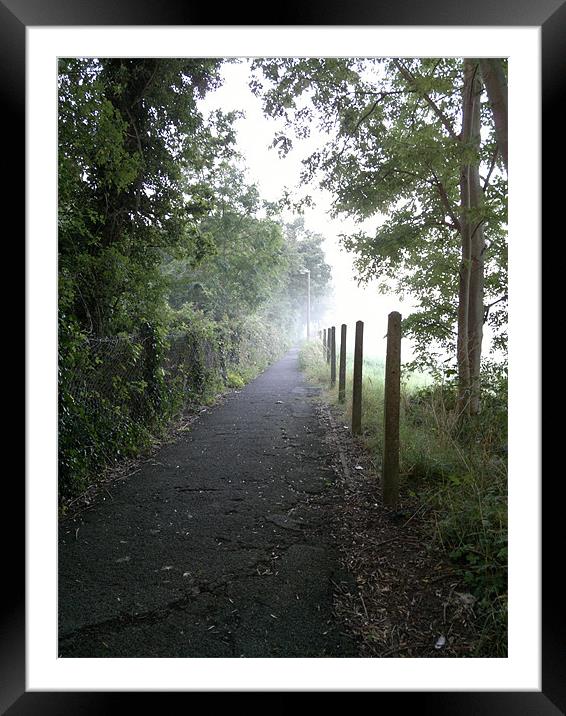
xmin=299 ymin=341 xmax=507 ymax=656
xmin=251 ymin=58 xmax=507 ymax=375
xmin=58 ymin=59 xmax=329 ymax=501
xmin=272 ymin=217 xmax=333 ymax=335
xmin=59 ymin=312 xmax=292 ymax=502
xmin=59 ymin=320 xmax=165 ymax=498
xmin=58 ymin=57 xmax=236 ymax=338
xmin=163 ymin=162 xmax=289 ymax=319
xmin=162 ymin=165 xmax=332 ymax=339
xmin=229 ymin=313 xmax=292 ymax=382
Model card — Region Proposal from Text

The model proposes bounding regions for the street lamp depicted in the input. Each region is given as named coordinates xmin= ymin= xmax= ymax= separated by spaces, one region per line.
xmin=299 ymin=268 xmax=311 ymax=340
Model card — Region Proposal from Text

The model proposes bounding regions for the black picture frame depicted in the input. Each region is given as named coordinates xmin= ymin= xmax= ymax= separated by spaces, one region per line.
xmin=11 ymin=0 xmax=557 ymax=711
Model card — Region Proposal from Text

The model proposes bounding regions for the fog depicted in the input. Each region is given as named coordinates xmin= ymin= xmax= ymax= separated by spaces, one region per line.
xmin=199 ymin=61 xmax=437 ymax=363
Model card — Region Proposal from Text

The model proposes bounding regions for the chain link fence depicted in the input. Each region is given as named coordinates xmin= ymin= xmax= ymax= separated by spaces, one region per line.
xmin=59 ymin=320 xmax=289 ymax=499
xmin=64 ymin=335 xmax=147 ymax=420
xmin=164 ymin=331 xmax=226 ymax=400
xmin=63 ymin=331 xmax=227 ymax=426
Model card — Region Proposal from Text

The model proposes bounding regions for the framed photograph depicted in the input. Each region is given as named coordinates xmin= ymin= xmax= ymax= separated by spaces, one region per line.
xmin=12 ymin=0 xmax=557 ymax=710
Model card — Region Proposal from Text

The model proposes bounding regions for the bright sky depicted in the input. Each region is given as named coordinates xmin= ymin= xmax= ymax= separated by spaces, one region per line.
xmin=199 ymin=60 xmax=418 ymax=361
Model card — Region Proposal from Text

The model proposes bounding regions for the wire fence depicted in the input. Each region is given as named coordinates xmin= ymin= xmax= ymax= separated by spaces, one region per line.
xmin=65 ymin=335 xmax=145 ymax=419
xmin=63 ymin=331 xmax=226 ymax=425
xmin=164 ymin=331 xmax=226 ymax=398
xmin=59 ymin=320 xmax=290 ymax=498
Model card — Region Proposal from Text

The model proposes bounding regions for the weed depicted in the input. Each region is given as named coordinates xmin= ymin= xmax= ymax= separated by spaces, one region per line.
xmin=299 ymin=339 xmax=508 ymax=656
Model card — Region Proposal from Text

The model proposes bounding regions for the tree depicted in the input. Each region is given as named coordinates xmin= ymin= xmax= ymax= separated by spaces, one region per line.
xmin=58 ymin=58 xmax=236 ymax=336
xmin=163 ymin=162 xmax=289 ymax=320
xmin=456 ymin=59 xmax=487 ymax=415
xmin=479 ymin=59 xmax=508 ymax=173
xmin=163 ymin=166 xmax=332 ymax=340
xmin=251 ymin=57 xmax=507 ymax=414
xmin=279 ymin=217 xmax=332 ymax=332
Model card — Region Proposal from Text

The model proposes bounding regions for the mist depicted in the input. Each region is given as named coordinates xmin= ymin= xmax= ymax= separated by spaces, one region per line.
xmin=198 ymin=62 xmax=408 ymax=359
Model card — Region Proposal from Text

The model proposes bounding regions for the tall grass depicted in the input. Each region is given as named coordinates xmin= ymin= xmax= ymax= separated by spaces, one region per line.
xmin=299 ymin=339 xmax=508 ymax=657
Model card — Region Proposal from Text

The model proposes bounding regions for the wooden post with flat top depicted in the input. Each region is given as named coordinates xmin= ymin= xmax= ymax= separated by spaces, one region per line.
xmin=330 ymin=326 xmax=336 ymax=387
xmin=383 ymin=311 xmax=402 ymax=508
xmin=338 ymin=323 xmax=347 ymax=403
xmin=352 ymin=320 xmax=364 ymax=434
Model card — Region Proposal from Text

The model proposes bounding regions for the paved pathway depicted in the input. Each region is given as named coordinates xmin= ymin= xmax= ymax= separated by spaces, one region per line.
xmin=59 ymin=348 xmax=357 ymax=657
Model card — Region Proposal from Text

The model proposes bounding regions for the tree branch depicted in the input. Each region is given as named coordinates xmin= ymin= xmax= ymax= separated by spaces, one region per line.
xmin=482 ymin=146 xmax=499 ymax=191
xmin=479 ymin=59 xmax=508 ymax=172
xmin=351 ymin=90 xmax=410 ymax=135
xmin=429 ymin=168 xmax=461 ymax=233
xmin=470 ymin=218 xmax=486 ymax=241
xmin=483 ymin=294 xmax=507 ymax=323
xmin=352 ymin=98 xmax=381 ymax=134
xmin=393 ymin=60 xmax=459 ymax=142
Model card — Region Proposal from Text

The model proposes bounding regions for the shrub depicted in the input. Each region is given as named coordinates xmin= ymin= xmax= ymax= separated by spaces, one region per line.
xmin=59 ymin=310 xmax=290 ymax=503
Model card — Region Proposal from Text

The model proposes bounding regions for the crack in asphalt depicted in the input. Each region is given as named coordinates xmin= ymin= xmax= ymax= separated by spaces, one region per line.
xmin=58 ymin=348 xmax=358 ymax=657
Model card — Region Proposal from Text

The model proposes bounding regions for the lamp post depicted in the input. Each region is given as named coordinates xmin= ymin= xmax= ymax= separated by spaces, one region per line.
xmin=299 ymin=268 xmax=311 ymax=340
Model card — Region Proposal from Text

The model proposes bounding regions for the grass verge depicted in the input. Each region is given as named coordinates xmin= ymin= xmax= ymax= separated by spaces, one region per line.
xmin=299 ymin=339 xmax=508 ymax=657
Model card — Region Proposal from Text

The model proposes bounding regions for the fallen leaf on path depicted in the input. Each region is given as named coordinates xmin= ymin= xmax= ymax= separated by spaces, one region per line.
xmin=435 ymin=635 xmax=446 ymax=649
xmin=455 ymin=592 xmax=476 ymax=606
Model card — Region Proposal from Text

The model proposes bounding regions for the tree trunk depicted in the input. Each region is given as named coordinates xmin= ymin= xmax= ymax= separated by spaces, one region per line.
xmin=467 ymin=66 xmax=486 ymax=416
xmin=456 ymin=199 xmax=471 ymax=415
xmin=457 ymin=60 xmax=474 ymax=416
xmin=479 ymin=59 xmax=508 ymax=173
xmin=457 ymin=59 xmax=485 ymax=416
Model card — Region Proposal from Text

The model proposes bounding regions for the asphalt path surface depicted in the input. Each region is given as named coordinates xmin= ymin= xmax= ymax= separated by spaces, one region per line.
xmin=59 ymin=348 xmax=358 ymax=657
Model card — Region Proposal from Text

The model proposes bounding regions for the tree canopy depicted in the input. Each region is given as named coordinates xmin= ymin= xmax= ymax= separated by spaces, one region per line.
xmin=58 ymin=58 xmax=237 ymax=336
xmin=59 ymin=58 xmax=331 ymax=344
xmin=251 ymin=57 xmax=508 ymax=412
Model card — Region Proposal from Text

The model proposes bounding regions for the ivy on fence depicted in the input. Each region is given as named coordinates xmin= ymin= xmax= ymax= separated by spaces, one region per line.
xmin=58 ymin=315 xmax=289 ymax=500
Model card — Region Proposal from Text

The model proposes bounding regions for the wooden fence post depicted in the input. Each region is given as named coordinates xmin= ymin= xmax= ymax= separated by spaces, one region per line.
xmin=383 ymin=311 xmax=402 ymax=508
xmin=352 ymin=320 xmax=364 ymax=434
xmin=338 ymin=323 xmax=347 ymax=403
xmin=330 ymin=326 xmax=336 ymax=387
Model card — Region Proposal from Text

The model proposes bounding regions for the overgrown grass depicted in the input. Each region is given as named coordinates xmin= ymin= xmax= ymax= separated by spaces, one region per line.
xmin=299 ymin=339 xmax=508 ymax=657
